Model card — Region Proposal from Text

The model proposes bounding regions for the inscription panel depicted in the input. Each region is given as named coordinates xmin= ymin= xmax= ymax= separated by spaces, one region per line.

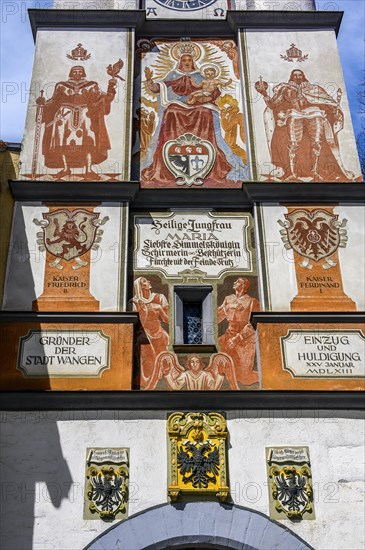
xmin=281 ymin=330 xmax=365 ymax=379
xmin=0 ymin=322 xmax=133 ymax=390
xmin=17 ymin=330 xmax=110 ymax=377
xmin=258 ymin=322 xmax=365 ymax=391
xmin=135 ymin=212 xmax=252 ymax=278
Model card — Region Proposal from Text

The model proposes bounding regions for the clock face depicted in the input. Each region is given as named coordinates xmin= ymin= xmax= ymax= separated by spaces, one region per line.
xmin=153 ymin=0 xmax=218 ymax=11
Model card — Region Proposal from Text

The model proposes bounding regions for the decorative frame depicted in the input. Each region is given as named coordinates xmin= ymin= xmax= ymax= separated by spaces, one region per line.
xmin=167 ymin=411 xmax=229 ymax=501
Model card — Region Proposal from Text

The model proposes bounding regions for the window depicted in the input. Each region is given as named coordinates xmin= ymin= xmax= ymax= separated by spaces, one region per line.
xmin=174 ymin=286 xmax=214 ymax=347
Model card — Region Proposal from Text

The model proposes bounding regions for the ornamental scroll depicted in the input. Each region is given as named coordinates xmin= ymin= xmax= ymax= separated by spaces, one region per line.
xmin=167 ymin=411 xmax=229 ymax=502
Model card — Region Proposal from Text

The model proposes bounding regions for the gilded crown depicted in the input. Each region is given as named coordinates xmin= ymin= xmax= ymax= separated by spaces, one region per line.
xmin=171 ymin=40 xmax=202 ymax=62
xmin=66 ymin=43 xmax=91 ymax=61
xmin=176 ymin=42 xmax=196 ymax=56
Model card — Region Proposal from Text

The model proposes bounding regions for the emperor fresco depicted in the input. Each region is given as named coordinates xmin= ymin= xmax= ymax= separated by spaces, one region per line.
xmin=255 ymin=69 xmax=356 ymax=182
xmin=135 ymin=39 xmax=248 ymax=187
xmin=243 ymin=31 xmax=362 ymax=182
xmin=19 ymin=31 xmax=133 ymax=182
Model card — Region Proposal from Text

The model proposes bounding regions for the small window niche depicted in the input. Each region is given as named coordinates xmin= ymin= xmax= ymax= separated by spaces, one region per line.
xmin=173 ymin=285 xmax=215 ymax=353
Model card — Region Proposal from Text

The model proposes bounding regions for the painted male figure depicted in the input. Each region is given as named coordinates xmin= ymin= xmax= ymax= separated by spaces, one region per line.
xmin=39 ymin=66 xmax=116 ymax=179
xmin=255 ymin=69 xmax=353 ymax=182
xmin=218 ymin=278 xmax=259 ymax=386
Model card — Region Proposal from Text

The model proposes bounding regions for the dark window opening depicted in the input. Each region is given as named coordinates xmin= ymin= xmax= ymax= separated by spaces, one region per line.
xmin=174 ymin=285 xmax=213 ymax=345
xmin=183 ymin=302 xmax=202 ymax=344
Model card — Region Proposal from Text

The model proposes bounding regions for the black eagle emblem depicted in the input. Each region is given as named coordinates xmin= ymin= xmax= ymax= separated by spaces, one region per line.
xmin=274 ymin=470 xmax=308 ymax=512
xmin=177 ymin=440 xmax=220 ymax=488
xmin=90 ymin=472 xmax=126 ymax=513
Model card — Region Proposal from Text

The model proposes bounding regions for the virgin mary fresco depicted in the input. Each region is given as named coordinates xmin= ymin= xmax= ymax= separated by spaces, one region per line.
xmin=140 ymin=40 xmax=248 ymax=187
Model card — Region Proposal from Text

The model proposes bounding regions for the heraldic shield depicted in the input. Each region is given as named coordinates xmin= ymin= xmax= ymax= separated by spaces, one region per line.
xmin=278 ymin=208 xmax=348 ymax=268
xmin=41 ymin=209 xmax=100 ymax=261
xmin=163 ymin=133 xmax=216 ymax=186
xmin=84 ymin=448 xmax=129 ymax=521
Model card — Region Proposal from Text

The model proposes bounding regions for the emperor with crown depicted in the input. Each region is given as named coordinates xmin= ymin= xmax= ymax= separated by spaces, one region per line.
xmin=37 ymin=53 xmax=118 ymax=180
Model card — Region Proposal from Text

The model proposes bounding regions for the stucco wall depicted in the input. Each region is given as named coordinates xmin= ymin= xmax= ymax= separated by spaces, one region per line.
xmin=0 ymin=410 xmax=363 ymax=550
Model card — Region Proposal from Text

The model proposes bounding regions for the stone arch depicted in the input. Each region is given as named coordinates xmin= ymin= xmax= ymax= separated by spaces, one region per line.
xmin=85 ymin=502 xmax=314 ymax=550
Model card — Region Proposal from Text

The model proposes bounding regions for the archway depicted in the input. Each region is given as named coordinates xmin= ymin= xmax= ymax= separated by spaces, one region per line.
xmin=85 ymin=502 xmax=313 ymax=550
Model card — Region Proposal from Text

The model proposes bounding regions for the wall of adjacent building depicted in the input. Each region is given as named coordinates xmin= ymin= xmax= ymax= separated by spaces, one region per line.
xmin=1 ymin=410 xmax=364 ymax=550
xmin=0 ymin=146 xmax=18 ymax=304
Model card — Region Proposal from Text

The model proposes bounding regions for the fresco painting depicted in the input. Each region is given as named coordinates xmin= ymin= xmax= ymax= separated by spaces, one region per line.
xmin=19 ymin=31 xmax=134 ymax=182
xmin=135 ymin=39 xmax=248 ymax=187
xmin=132 ymin=212 xmax=259 ymax=390
xmin=255 ymin=204 xmax=365 ymax=312
xmin=243 ymin=31 xmax=362 ymax=182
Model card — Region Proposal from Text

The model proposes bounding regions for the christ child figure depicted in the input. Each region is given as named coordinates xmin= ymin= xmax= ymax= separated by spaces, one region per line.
xmin=186 ymin=65 xmax=232 ymax=105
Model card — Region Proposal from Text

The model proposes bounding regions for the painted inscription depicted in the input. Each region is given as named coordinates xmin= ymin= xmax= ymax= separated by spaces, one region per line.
xmin=135 ymin=212 xmax=251 ymax=277
xmin=280 ymin=330 xmax=365 ymax=378
xmin=17 ymin=330 xmax=110 ymax=377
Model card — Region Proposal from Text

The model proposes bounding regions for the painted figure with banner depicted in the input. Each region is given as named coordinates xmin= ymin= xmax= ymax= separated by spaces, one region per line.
xmin=255 ymin=69 xmax=355 ymax=182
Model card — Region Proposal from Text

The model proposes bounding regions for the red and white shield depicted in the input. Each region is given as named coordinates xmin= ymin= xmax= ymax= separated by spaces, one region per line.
xmin=163 ymin=133 xmax=216 ymax=186
xmin=42 ymin=208 xmax=100 ymax=261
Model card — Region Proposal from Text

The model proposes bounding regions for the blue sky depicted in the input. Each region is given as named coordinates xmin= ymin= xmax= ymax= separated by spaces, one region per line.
xmin=1 ymin=0 xmax=364 ymax=143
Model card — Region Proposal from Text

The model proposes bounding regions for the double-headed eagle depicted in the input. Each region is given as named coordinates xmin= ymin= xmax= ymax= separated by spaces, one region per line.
xmin=177 ymin=440 xmax=220 ymax=488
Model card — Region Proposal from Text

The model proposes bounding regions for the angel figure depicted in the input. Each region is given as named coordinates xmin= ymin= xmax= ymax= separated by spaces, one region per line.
xmin=145 ymin=351 xmax=239 ymax=391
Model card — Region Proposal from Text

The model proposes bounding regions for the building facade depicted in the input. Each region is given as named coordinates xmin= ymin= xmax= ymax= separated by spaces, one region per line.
xmin=0 ymin=1 xmax=364 ymax=549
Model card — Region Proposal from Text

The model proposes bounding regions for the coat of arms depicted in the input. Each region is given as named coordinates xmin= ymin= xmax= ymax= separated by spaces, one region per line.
xmin=269 ymin=465 xmax=314 ymax=520
xmin=84 ymin=448 xmax=129 ymax=521
xmin=168 ymin=411 xmax=229 ymax=502
xmin=266 ymin=446 xmax=315 ymax=521
xmin=163 ymin=133 xmax=216 ymax=186
xmin=33 ymin=208 xmax=109 ymax=270
xmin=278 ymin=208 xmax=348 ymax=269
xmin=177 ymin=440 xmax=220 ymax=489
